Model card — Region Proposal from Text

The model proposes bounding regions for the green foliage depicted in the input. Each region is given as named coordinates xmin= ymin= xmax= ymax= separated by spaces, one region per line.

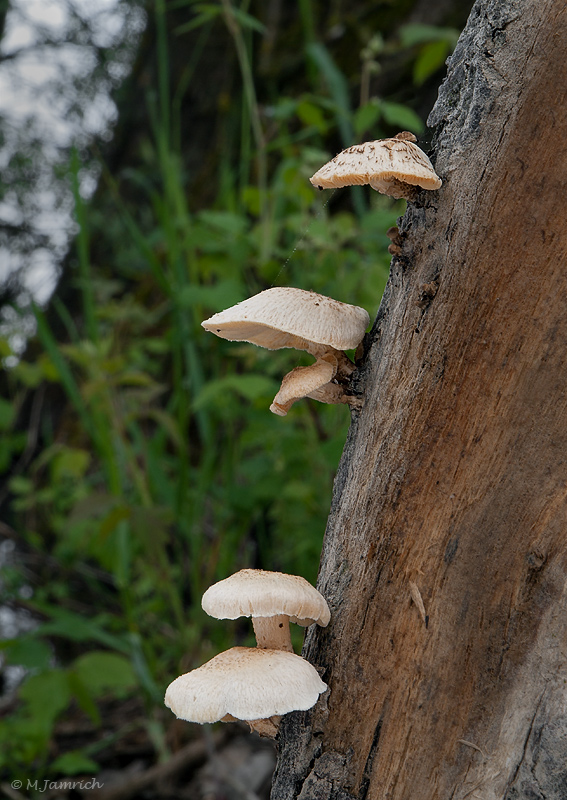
xmin=0 ymin=2 xmax=461 ymax=781
xmin=0 ymin=651 xmax=136 ymax=772
xmin=72 ymin=652 xmax=137 ymax=702
xmin=354 ymin=99 xmax=424 ymax=138
xmin=399 ymin=23 xmax=461 ymax=85
xmin=50 ymin=751 xmax=99 ymax=776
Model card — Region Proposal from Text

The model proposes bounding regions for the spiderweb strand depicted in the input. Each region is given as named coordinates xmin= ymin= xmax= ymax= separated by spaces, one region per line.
xmin=270 ymin=189 xmax=337 ymax=288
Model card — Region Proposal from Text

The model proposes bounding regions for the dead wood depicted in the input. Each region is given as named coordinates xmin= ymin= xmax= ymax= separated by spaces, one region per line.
xmin=273 ymin=0 xmax=567 ymax=798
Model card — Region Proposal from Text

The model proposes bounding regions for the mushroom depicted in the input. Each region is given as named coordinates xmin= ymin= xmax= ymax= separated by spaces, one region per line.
xmin=309 ymin=131 xmax=442 ymax=200
xmin=270 ymin=355 xmax=337 ymax=416
xmin=164 ymin=646 xmax=327 ymax=737
xmin=386 ymin=225 xmax=403 ymax=256
xmin=201 ymin=568 xmax=331 ymax=652
xmin=201 ymin=287 xmax=369 ymax=414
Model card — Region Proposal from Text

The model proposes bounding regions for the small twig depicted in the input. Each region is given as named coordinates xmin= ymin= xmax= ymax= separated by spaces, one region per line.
xmin=409 ymin=580 xmax=428 ymax=627
xmin=0 ymin=783 xmax=29 ymax=800
xmin=88 ymin=729 xmax=228 ymax=800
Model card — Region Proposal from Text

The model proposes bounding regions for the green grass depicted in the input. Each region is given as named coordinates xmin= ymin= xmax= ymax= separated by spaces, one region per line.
xmin=0 ymin=1 xmax=456 ymax=779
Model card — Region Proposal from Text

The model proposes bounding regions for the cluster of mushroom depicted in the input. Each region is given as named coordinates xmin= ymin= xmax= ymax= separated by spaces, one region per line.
xmin=164 ymin=133 xmax=442 ymax=737
xmin=165 ymin=569 xmax=330 ymax=737
xmin=200 ymin=133 xmax=441 ymax=417
xmin=202 ymin=287 xmax=369 ymax=416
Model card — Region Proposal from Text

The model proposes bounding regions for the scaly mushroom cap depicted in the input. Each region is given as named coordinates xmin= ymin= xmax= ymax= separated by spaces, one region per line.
xmin=310 ymin=132 xmax=442 ymax=199
xmin=202 ymin=568 xmax=331 ymax=627
xmin=201 ymin=288 xmax=369 ymax=353
xmin=164 ymin=646 xmax=327 ymax=723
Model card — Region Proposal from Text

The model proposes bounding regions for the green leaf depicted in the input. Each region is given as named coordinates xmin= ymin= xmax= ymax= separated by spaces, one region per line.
xmin=8 ymin=475 xmax=34 ymax=495
xmin=241 ymin=184 xmax=262 ymax=215
xmin=296 ymin=100 xmax=327 ymax=133
xmin=175 ymin=5 xmax=221 ymax=34
xmin=413 ymin=40 xmax=451 ymax=85
xmin=144 ymin=409 xmax=184 ymax=450
xmin=353 ymin=101 xmax=382 ymax=138
xmin=130 ymin=505 xmax=173 ymax=561
xmin=51 ymin=447 xmax=91 ymax=482
xmin=99 ymin=504 xmax=131 ymax=538
xmin=35 ymin=609 xmax=94 ymax=643
xmin=331 ymin=212 xmax=357 ymax=243
xmin=0 ymin=337 xmax=12 ymax=358
xmin=35 ymin=607 xmax=130 ymax=653
xmin=399 ymin=23 xmax=459 ymax=47
xmin=177 ymin=279 xmax=245 ymax=310
xmin=19 ymin=671 xmax=71 ymax=725
xmin=67 ymin=670 xmax=101 ymax=725
xmin=192 ymin=374 xmax=280 ymax=410
xmin=128 ymin=632 xmax=162 ymax=703
xmin=306 ymin=42 xmax=353 ymax=145
xmin=114 ymin=370 xmax=160 ymax=387
xmin=380 ymin=101 xmax=424 ymax=133
xmin=11 ymin=360 xmax=44 ymax=387
xmin=0 ymin=715 xmax=51 ymax=766
xmin=269 ymin=98 xmax=298 ymax=122
xmin=32 ymin=304 xmax=99 ymax=445
xmin=198 ymin=209 xmax=248 ymax=235
xmin=0 ymin=397 xmax=15 ymax=430
xmin=72 ymin=652 xmax=137 ymax=699
xmin=50 ymin=751 xmax=99 ymax=775
xmin=1 ymin=637 xmax=52 ymax=671
xmin=230 ymin=7 xmax=265 ymax=34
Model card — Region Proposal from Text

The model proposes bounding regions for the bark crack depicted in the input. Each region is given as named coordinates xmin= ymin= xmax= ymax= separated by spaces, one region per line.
xmin=357 ymin=719 xmax=382 ymax=800
xmin=504 ymin=689 xmax=546 ymax=794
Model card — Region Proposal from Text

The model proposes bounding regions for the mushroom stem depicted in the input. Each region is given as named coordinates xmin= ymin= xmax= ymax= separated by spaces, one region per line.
xmin=307 ymin=382 xmax=363 ymax=410
xmin=252 ymin=615 xmax=293 ymax=652
xmin=306 ymin=343 xmax=355 ymax=378
xmin=369 ymin=175 xmax=420 ymax=200
xmin=335 ymin=350 xmax=356 ymax=379
xmin=270 ymin=357 xmax=337 ymax=416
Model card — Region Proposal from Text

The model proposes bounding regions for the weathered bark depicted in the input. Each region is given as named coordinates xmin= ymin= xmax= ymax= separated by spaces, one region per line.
xmin=272 ymin=1 xmax=567 ymax=799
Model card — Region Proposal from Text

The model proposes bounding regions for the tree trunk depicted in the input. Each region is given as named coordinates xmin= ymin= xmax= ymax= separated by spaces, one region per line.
xmin=272 ymin=0 xmax=567 ymax=798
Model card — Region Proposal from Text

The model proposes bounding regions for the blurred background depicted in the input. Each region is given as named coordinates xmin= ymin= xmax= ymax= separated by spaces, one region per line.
xmin=0 ymin=0 xmax=473 ymax=795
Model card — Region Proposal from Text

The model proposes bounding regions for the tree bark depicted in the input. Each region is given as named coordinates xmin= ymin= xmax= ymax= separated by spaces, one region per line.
xmin=272 ymin=1 xmax=567 ymax=798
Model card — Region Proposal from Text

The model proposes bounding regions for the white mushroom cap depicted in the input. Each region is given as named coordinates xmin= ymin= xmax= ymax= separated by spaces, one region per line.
xmin=202 ymin=568 xmax=331 ymax=627
xmin=201 ymin=288 xmax=369 ymax=354
xmin=164 ymin=646 xmax=327 ymax=723
xmin=310 ymin=132 xmax=442 ymax=199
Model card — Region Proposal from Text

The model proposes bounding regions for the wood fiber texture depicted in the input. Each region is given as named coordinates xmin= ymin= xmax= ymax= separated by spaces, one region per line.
xmin=272 ymin=0 xmax=567 ymax=798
